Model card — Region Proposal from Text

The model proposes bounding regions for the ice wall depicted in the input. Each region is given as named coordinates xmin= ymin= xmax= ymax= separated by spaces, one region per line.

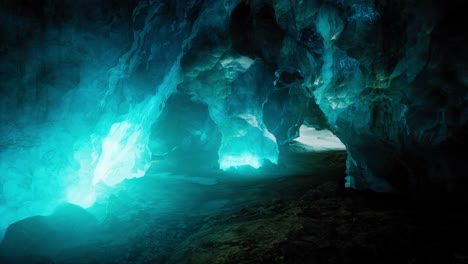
xmin=1 ymin=0 xmax=467 ymax=238
xmin=0 ymin=0 xmax=220 ymax=236
xmin=271 ymin=0 xmax=467 ymax=194
xmin=0 ymin=1 xmax=134 ymax=235
xmin=0 ymin=0 xmax=284 ymax=237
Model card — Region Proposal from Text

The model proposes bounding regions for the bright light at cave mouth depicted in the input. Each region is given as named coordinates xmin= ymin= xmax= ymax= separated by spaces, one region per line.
xmin=294 ymin=125 xmax=346 ymax=151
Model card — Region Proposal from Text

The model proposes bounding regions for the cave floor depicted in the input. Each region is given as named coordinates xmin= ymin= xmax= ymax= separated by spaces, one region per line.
xmin=3 ymin=143 xmax=468 ymax=264
xmin=79 ymin=142 xmax=349 ymax=264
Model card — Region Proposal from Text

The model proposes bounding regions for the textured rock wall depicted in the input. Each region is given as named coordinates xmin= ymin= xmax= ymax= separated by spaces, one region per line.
xmin=219 ymin=0 xmax=467 ymax=196
xmin=174 ymin=0 xmax=467 ymax=196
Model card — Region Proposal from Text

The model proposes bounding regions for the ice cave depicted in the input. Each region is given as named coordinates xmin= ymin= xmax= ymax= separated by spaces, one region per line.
xmin=0 ymin=0 xmax=467 ymax=263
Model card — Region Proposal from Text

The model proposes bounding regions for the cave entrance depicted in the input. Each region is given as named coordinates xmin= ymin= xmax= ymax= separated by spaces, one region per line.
xmin=293 ymin=125 xmax=346 ymax=151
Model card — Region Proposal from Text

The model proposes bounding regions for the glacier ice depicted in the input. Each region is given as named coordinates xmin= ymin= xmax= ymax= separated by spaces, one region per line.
xmin=0 ymin=0 xmax=207 ymax=235
xmin=92 ymin=58 xmax=182 ymax=187
xmin=2 ymin=0 xmax=466 ymax=242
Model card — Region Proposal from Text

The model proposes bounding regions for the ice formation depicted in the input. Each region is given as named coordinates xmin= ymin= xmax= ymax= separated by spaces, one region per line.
xmin=1 ymin=0 xmax=467 ymax=241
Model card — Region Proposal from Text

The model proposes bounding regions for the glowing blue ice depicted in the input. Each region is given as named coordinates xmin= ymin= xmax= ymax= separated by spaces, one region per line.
xmin=93 ymin=121 xmax=150 ymax=186
xmin=220 ymin=153 xmax=262 ymax=170
xmin=88 ymin=54 xmax=182 ymax=190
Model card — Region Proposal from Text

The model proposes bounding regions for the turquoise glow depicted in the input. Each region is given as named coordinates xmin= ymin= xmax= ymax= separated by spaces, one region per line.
xmin=219 ymin=153 xmax=262 ymax=170
xmin=66 ymin=185 xmax=97 ymax=209
xmin=89 ymin=58 xmax=182 ymax=189
xmin=0 ymin=1 xmax=283 ymax=237
xmin=92 ymin=122 xmax=149 ymax=186
xmin=216 ymin=123 xmax=279 ymax=171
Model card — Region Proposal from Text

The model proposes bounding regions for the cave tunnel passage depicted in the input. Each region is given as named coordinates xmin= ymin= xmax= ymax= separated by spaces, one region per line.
xmin=0 ymin=120 xmax=349 ymax=263
xmin=0 ymin=0 xmax=351 ymax=251
xmin=1 ymin=0 xmax=467 ymax=263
